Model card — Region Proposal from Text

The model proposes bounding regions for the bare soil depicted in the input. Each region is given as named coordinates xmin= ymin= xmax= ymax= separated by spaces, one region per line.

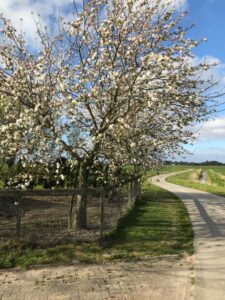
xmin=0 ymin=193 xmax=129 ymax=244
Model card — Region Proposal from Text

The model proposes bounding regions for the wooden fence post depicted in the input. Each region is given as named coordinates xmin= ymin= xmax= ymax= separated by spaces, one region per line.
xmin=100 ymin=193 xmax=105 ymax=242
xmin=128 ymin=181 xmax=133 ymax=207
xmin=137 ymin=178 xmax=141 ymax=201
xmin=139 ymin=178 xmax=142 ymax=197
xmin=133 ymin=179 xmax=137 ymax=202
xmin=133 ymin=178 xmax=141 ymax=202
xmin=68 ymin=194 xmax=75 ymax=230
xmin=15 ymin=194 xmax=22 ymax=239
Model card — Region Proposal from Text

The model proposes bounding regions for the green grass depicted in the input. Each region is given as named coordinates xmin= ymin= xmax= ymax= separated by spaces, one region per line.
xmin=152 ymin=164 xmax=225 ymax=177
xmin=144 ymin=164 xmax=198 ymax=178
xmin=166 ymin=167 xmax=225 ymax=198
xmin=0 ymin=180 xmax=4 ymax=190
xmin=206 ymin=169 xmax=225 ymax=188
xmin=0 ymin=180 xmax=194 ymax=269
xmin=0 ymin=241 xmax=104 ymax=269
xmin=159 ymin=164 xmax=199 ymax=174
xmin=203 ymin=166 xmax=225 ymax=176
xmin=105 ymin=181 xmax=194 ymax=258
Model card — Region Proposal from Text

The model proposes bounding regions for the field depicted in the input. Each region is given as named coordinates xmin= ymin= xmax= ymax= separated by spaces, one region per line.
xmin=165 ymin=165 xmax=225 ymax=198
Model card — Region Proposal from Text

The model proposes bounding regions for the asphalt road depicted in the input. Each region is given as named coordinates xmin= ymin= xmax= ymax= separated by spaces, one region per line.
xmin=151 ymin=171 xmax=225 ymax=300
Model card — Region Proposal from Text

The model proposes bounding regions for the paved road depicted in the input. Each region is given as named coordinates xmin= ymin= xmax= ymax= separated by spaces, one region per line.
xmin=0 ymin=258 xmax=190 ymax=300
xmin=151 ymin=172 xmax=225 ymax=300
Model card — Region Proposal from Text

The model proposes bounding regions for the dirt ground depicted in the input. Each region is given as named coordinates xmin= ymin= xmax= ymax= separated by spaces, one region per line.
xmin=0 ymin=193 xmax=128 ymax=244
xmin=0 ymin=255 xmax=193 ymax=300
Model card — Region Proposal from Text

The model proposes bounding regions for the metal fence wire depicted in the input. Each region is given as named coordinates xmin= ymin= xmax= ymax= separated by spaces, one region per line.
xmin=0 ymin=177 xmax=141 ymax=244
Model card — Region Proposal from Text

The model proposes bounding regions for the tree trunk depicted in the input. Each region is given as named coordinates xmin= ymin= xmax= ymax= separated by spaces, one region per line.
xmin=73 ymin=194 xmax=84 ymax=230
xmin=67 ymin=164 xmax=80 ymax=230
xmin=75 ymin=162 xmax=89 ymax=229
xmin=128 ymin=181 xmax=133 ymax=207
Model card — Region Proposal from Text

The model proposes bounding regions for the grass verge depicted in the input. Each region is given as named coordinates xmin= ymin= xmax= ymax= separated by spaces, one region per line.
xmin=105 ymin=181 xmax=194 ymax=259
xmin=0 ymin=180 xmax=193 ymax=269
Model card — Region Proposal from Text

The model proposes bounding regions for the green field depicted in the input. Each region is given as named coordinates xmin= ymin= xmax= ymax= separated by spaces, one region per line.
xmin=145 ymin=164 xmax=199 ymax=178
xmin=165 ymin=165 xmax=225 ymax=198
xmin=160 ymin=165 xmax=199 ymax=173
xmin=0 ymin=179 xmax=193 ymax=269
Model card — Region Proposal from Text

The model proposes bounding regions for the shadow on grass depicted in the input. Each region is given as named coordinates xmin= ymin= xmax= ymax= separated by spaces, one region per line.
xmin=0 ymin=240 xmax=103 ymax=269
xmin=103 ymin=184 xmax=194 ymax=258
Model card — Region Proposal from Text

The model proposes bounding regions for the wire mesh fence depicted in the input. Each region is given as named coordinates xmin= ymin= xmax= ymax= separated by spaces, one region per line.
xmin=0 ymin=177 xmax=141 ymax=245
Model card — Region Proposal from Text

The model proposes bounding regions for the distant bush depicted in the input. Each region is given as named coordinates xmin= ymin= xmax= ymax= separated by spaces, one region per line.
xmin=33 ymin=184 xmax=44 ymax=190
xmin=0 ymin=180 xmax=4 ymax=190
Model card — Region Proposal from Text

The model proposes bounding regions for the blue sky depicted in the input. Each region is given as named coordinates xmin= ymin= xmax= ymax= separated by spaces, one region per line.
xmin=175 ymin=0 xmax=225 ymax=162
xmin=188 ymin=0 xmax=225 ymax=61
xmin=0 ymin=0 xmax=225 ymax=162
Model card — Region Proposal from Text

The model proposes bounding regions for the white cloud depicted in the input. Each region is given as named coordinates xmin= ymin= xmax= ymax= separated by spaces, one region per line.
xmin=188 ymin=55 xmax=225 ymax=106
xmin=0 ymin=0 xmax=188 ymax=44
xmin=189 ymin=55 xmax=225 ymax=142
xmin=175 ymin=115 xmax=225 ymax=162
xmin=0 ymin=0 xmax=80 ymax=44
xmin=148 ymin=0 xmax=188 ymax=10
xmin=177 ymin=114 xmax=225 ymax=162
xmin=195 ymin=116 xmax=225 ymax=141
xmin=170 ymin=0 xmax=188 ymax=9
xmin=176 ymin=53 xmax=225 ymax=163
xmin=193 ymin=55 xmax=225 ymax=85
xmin=177 ymin=146 xmax=225 ymax=163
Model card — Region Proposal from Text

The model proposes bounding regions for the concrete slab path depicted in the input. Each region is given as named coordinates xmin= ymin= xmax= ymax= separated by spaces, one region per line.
xmin=151 ymin=171 xmax=225 ymax=300
xmin=0 ymin=257 xmax=191 ymax=300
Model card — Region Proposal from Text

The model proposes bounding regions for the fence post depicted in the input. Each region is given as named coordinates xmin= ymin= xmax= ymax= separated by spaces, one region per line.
xmin=137 ymin=178 xmax=141 ymax=201
xmin=15 ymin=193 xmax=22 ymax=239
xmin=108 ymin=190 xmax=113 ymax=202
xmin=133 ymin=179 xmax=137 ymax=202
xmin=133 ymin=178 xmax=141 ymax=202
xmin=68 ymin=194 xmax=75 ymax=230
xmin=73 ymin=194 xmax=81 ymax=230
xmin=128 ymin=181 xmax=133 ymax=207
xmin=100 ymin=193 xmax=105 ymax=242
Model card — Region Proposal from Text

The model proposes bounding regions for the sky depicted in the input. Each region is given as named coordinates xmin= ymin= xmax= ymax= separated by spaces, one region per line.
xmin=176 ymin=0 xmax=225 ymax=162
xmin=0 ymin=0 xmax=225 ymax=162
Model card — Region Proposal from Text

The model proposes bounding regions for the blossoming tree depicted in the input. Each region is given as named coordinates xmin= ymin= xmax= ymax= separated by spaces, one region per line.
xmin=0 ymin=0 xmax=219 ymax=227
